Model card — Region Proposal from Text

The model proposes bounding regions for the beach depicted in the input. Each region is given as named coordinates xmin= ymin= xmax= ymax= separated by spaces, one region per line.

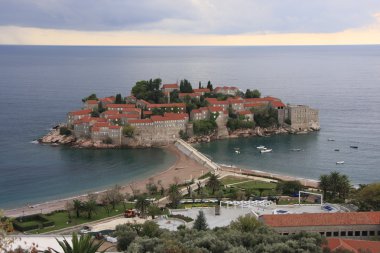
xmin=3 ymin=144 xmax=210 ymax=218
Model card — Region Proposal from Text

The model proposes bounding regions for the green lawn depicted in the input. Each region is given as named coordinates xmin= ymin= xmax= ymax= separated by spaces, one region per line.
xmin=234 ymin=181 xmax=276 ymax=190
xmin=29 ymin=203 xmax=134 ymax=234
xmin=220 ymin=176 xmax=251 ymax=185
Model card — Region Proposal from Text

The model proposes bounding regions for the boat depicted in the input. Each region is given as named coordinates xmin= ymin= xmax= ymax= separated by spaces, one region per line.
xmin=334 ymin=149 xmax=340 ymax=151
xmin=260 ymin=149 xmax=272 ymax=153
xmin=234 ymin=147 xmax=240 ymax=150
xmin=290 ymin=148 xmax=302 ymax=152
xmin=328 ymin=138 xmax=335 ymax=141
xmin=336 ymin=161 xmax=345 ymax=165
xmin=350 ymin=146 xmax=358 ymax=149
xmin=256 ymin=146 xmax=266 ymax=149
xmin=235 ymin=150 xmax=240 ymax=154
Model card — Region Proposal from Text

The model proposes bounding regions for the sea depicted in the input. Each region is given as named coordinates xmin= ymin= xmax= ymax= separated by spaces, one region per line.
xmin=0 ymin=45 xmax=379 ymax=209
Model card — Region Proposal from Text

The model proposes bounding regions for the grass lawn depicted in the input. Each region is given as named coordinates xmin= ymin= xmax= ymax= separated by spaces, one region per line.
xmin=30 ymin=203 xmax=134 ymax=234
xmin=234 ymin=181 xmax=276 ymax=190
xmin=220 ymin=176 xmax=251 ymax=185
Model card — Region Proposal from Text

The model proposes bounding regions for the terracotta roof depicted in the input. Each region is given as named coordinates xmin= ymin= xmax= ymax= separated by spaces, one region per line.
xmin=164 ymin=112 xmax=189 ymax=118
xmin=271 ymin=101 xmax=286 ymax=108
xmin=102 ymin=110 xmax=120 ymax=115
xmin=129 ymin=119 xmax=153 ymax=124
xmin=74 ymin=117 xmax=107 ymax=125
xmin=191 ymin=109 xmax=201 ymax=114
xmin=99 ymin=97 xmax=115 ymax=103
xmin=326 ymin=238 xmax=380 ymax=253
xmin=106 ymin=104 xmax=135 ymax=108
xmin=208 ymin=106 xmax=224 ymax=112
xmin=85 ymin=100 xmax=98 ymax=104
xmin=108 ymin=125 xmax=121 ymax=130
xmin=193 ymin=88 xmax=210 ymax=93
xmin=227 ymin=98 xmax=244 ymax=104
xmin=162 ymin=83 xmax=179 ymax=89
xmin=123 ymin=114 xmax=139 ymax=119
xmin=69 ymin=109 xmax=92 ymax=116
xmin=147 ymin=103 xmax=186 ymax=108
xmin=260 ymin=212 xmax=380 ymax=227
xmin=143 ymin=111 xmax=153 ymax=115
xmin=205 ymin=98 xmax=229 ymax=105
xmin=179 ymin=93 xmax=199 ymax=98
xmin=244 ymin=102 xmax=266 ymax=108
xmin=214 ymin=86 xmax=239 ymax=91
xmin=121 ymin=108 xmax=141 ymax=113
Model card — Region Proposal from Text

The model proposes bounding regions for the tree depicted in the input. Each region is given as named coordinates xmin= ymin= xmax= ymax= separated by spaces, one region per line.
xmin=230 ymin=215 xmax=262 ymax=232
xmin=131 ymin=78 xmax=164 ymax=103
xmin=115 ymin=93 xmax=124 ymax=104
xmin=147 ymin=205 xmax=162 ymax=219
xmin=193 ymin=210 xmax=208 ymax=231
xmin=122 ymin=124 xmax=135 ymax=137
xmin=179 ymin=79 xmax=193 ymax=93
xmin=146 ymin=178 xmax=158 ymax=196
xmin=73 ymin=199 xmax=82 ymax=218
xmin=245 ymin=89 xmax=261 ymax=98
xmin=55 ymin=233 xmax=106 ymax=253
xmin=142 ymin=221 xmax=161 ymax=238
xmin=276 ymin=180 xmax=304 ymax=195
xmin=168 ymin=184 xmax=182 ymax=208
xmin=135 ymin=196 xmax=150 ymax=217
xmin=207 ymin=81 xmax=213 ymax=91
xmin=116 ymin=230 xmax=137 ymax=252
xmin=198 ymin=81 xmax=202 ymax=89
xmin=193 ymin=120 xmax=217 ymax=135
xmin=105 ymin=185 xmax=124 ymax=210
xmin=206 ymin=174 xmax=221 ymax=195
xmin=254 ymin=107 xmax=279 ymax=128
xmin=82 ymin=94 xmax=98 ymax=103
xmin=318 ymin=172 xmax=351 ymax=201
xmin=353 ymin=183 xmax=380 ymax=211
xmin=84 ymin=195 xmax=97 ymax=219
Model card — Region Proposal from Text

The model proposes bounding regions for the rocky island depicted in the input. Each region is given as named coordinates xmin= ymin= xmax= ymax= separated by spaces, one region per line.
xmin=40 ymin=78 xmax=320 ymax=148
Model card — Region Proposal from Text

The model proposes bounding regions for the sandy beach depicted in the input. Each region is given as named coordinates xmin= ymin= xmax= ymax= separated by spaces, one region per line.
xmin=3 ymin=144 xmax=211 ymax=218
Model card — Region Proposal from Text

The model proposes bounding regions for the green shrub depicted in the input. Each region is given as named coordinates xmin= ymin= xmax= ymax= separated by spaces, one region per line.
xmin=59 ymin=126 xmax=72 ymax=136
xmin=193 ymin=120 xmax=217 ymax=135
xmin=168 ymin=214 xmax=193 ymax=222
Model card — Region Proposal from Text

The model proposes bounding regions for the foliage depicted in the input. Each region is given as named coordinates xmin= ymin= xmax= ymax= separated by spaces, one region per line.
xmin=168 ymin=214 xmax=194 ymax=222
xmin=179 ymin=79 xmax=193 ymax=93
xmin=284 ymin=118 xmax=291 ymax=125
xmin=116 ymin=230 xmax=137 ymax=252
xmin=147 ymin=205 xmax=162 ymax=219
xmin=206 ymin=80 xmax=213 ymax=91
xmin=193 ymin=120 xmax=217 ymax=135
xmin=319 ymin=172 xmax=351 ymax=201
xmin=135 ymin=196 xmax=151 ymax=217
xmin=178 ymin=130 xmax=189 ymax=140
xmin=199 ymin=172 xmax=212 ymax=180
xmin=206 ymin=174 xmax=222 ymax=195
xmin=83 ymin=194 xmax=97 ymax=219
xmin=104 ymin=185 xmax=124 ymax=210
xmin=230 ymin=215 xmax=263 ymax=233
xmin=352 ymin=183 xmax=380 ymax=211
xmin=82 ymin=94 xmax=98 ymax=103
xmin=253 ymin=107 xmax=278 ymax=128
xmin=193 ymin=210 xmax=208 ymax=231
xmin=227 ymin=118 xmax=254 ymax=131
xmin=123 ymin=125 xmax=135 ymax=137
xmin=131 ymin=78 xmax=165 ymax=104
xmin=55 ymin=232 xmax=105 ymax=253
xmin=244 ymin=89 xmax=261 ymax=98
xmin=60 ymin=126 xmax=72 ymax=136
xmin=142 ymin=221 xmax=161 ymax=238
xmin=276 ymin=180 xmax=304 ymax=195
xmin=115 ymin=93 xmax=125 ymax=104
xmin=90 ymin=111 xmax=99 ymax=117
xmin=168 ymin=184 xmax=182 ymax=209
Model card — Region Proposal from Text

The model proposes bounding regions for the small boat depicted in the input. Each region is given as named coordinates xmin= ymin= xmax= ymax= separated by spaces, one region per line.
xmin=290 ymin=148 xmax=302 ymax=152
xmin=260 ymin=149 xmax=272 ymax=153
xmin=257 ymin=146 xmax=266 ymax=149
xmin=235 ymin=150 xmax=240 ymax=154
xmin=334 ymin=149 xmax=340 ymax=152
xmin=350 ymin=146 xmax=358 ymax=149
xmin=234 ymin=147 xmax=240 ymax=150
xmin=328 ymin=138 xmax=335 ymax=141
xmin=336 ymin=161 xmax=345 ymax=165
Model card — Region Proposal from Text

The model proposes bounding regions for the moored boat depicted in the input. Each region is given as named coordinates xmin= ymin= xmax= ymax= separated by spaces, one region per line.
xmin=260 ymin=149 xmax=272 ymax=153
xmin=257 ymin=146 xmax=266 ymax=149
xmin=350 ymin=145 xmax=358 ymax=149
xmin=336 ymin=161 xmax=345 ymax=165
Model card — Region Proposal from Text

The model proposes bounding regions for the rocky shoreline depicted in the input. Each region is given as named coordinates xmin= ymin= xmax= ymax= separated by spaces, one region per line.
xmin=39 ymin=124 xmax=320 ymax=148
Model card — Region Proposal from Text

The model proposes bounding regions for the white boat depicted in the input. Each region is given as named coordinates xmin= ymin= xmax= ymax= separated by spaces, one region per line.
xmin=336 ymin=161 xmax=345 ymax=165
xmin=260 ymin=149 xmax=272 ymax=153
xmin=235 ymin=150 xmax=240 ymax=154
xmin=328 ymin=138 xmax=335 ymax=141
xmin=257 ymin=146 xmax=266 ymax=149
xmin=290 ymin=148 xmax=302 ymax=152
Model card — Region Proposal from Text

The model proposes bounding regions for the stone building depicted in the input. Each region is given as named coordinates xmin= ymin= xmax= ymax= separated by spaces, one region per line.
xmin=67 ymin=109 xmax=92 ymax=127
xmin=73 ymin=117 xmax=107 ymax=138
xmin=83 ymin=100 xmax=99 ymax=110
xmin=259 ymin=212 xmax=380 ymax=239
xmin=146 ymin=103 xmax=186 ymax=113
xmin=237 ymin=110 xmax=254 ymax=122
xmin=91 ymin=122 xmax=122 ymax=145
xmin=287 ymin=104 xmax=320 ymax=130
xmin=162 ymin=83 xmax=179 ymax=93
xmin=214 ymin=86 xmax=240 ymax=96
xmin=190 ymin=107 xmax=209 ymax=121
xmin=205 ymin=98 xmax=229 ymax=111
xmin=193 ymin=88 xmax=210 ymax=95
xmin=105 ymin=103 xmax=136 ymax=112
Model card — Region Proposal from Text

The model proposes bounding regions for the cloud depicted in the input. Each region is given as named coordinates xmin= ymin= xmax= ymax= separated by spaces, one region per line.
xmin=0 ymin=0 xmax=380 ymax=34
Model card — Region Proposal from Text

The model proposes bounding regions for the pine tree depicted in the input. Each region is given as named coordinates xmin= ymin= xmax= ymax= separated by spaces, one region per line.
xmin=193 ymin=210 xmax=208 ymax=231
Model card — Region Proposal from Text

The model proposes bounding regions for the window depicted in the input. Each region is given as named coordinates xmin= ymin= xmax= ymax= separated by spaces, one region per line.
xmin=326 ymin=232 xmax=332 ymax=237
xmin=362 ymin=231 xmax=368 ymax=236
xmin=340 ymin=231 xmax=346 ymax=236
xmin=355 ymin=231 xmax=360 ymax=236
xmin=333 ymin=232 xmax=339 ymax=236
xmin=348 ymin=231 xmax=353 ymax=236
xmin=319 ymin=232 xmax=325 ymax=235
xmin=370 ymin=231 xmax=375 ymax=236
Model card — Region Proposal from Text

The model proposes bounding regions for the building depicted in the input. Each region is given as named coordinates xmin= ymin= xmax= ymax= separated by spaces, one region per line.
xmin=190 ymin=107 xmax=209 ymax=121
xmin=162 ymin=83 xmax=179 ymax=93
xmin=259 ymin=212 xmax=380 ymax=239
xmin=214 ymin=86 xmax=240 ymax=96
xmin=98 ymin=96 xmax=115 ymax=106
xmin=67 ymin=109 xmax=92 ymax=127
xmin=146 ymin=103 xmax=186 ymax=113
xmin=287 ymin=104 xmax=320 ymax=130
xmin=91 ymin=122 xmax=122 ymax=145
xmin=205 ymin=98 xmax=229 ymax=111
xmin=326 ymin=238 xmax=380 ymax=253
xmin=179 ymin=93 xmax=200 ymax=100
xmin=237 ymin=110 xmax=254 ymax=122
xmin=125 ymin=95 xmax=137 ymax=104
xmin=73 ymin=117 xmax=107 ymax=138
xmin=193 ymin=88 xmax=210 ymax=95
xmin=227 ymin=97 xmax=245 ymax=112
xmin=105 ymin=103 xmax=136 ymax=112
xmin=83 ymin=100 xmax=99 ymax=110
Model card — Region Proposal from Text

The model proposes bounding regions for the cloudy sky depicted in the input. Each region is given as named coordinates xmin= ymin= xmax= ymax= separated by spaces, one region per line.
xmin=1 ymin=0 xmax=380 ymax=45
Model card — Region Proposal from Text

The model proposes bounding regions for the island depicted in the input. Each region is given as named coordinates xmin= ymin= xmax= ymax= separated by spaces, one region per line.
xmin=40 ymin=78 xmax=320 ymax=148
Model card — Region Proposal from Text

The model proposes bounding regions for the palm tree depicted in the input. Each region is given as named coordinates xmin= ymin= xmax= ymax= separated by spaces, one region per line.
xmin=83 ymin=199 xmax=97 ymax=219
xmin=319 ymin=175 xmax=329 ymax=198
xmin=168 ymin=184 xmax=181 ymax=208
xmin=73 ymin=199 xmax=82 ymax=218
xmin=206 ymin=173 xmax=221 ymax=195
xmin=54 ymin=233 xmax=106 ymax=253
xmin=135 ymin=196 xmax=150 ymax=217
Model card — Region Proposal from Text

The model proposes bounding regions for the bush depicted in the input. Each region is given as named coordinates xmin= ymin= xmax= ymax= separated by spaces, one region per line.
xmin=59 ymin=126 xmax=72 ymax=136
xmin=254 ymin=107 xmax=278 ymax=128
xmin=193 ymin=120 xmax=217 ymax=135
xmin=168 ymin=214 xmax=194 ymax=222
xmin=227 ymin=119 xmax=254 ymax=131
xmin=13 ymin=214 xmax=54 ymax=232
xmin=123 ymin=125 xmax=135 ymax=137
xmin=103 ymin=137 xmax=113 ymax=144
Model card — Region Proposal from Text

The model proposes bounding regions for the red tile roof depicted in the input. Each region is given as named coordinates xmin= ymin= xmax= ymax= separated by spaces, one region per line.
xmin=128 ymin=119 xmax=153 ymax=124
xmin=193 ymin=88 xmax=210 ymax=93
xmin=244 ymin=102 xmax=266 ymax=108
xmin=214 ymin=86 xmax=239 ymax=91
xmin=121 ymin=108 xmax=141 ymax=113
xmin=162 ymin=83 xmax=179 ymax=89
xmin=238 ymin=110 xmax=252 ymax=115
xmin=108 ymin=125 xmax=121 ymax=130
xmin=191 ymin=109 xmax=201 ymax=114
xmin=106 ymin=104 xmax=135 ymax=108
xmin=69 ymin=109 xmax=92 ymax=116
xmin=102 ymin=110 xmax=120 ymax=115
xmin=147 ymin=103 xmax=186 ymax=108
xmin=123 ymin=114 xmax=139 ymax=119
xmin=143 ymin=111 xmax=153 ymax=115
xmin=260 ymin=212 xmax=380 ymax=227
xmin=326 ymin=238 xmax=380 ymax=253
xmin=179 ymin=93 xmax=199 ymax=98
xmin=271 ymin=101 xmax=286 ymax=108
xmin=208 ymin=106 xmax=224 ymax=112
xmin=99 ymin=97 xmax=115 ymax=103
xmin=85 ymin=100 xmax=98 ymax=104
xmin=74 ymin=117 xmax=107 ymax=125
xmin=206 ymin=98 xmax=229 ymax=105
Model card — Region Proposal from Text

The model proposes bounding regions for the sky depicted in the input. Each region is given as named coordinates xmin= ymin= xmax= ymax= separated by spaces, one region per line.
xmin=1 ymin=0 xmax=380 ymax=46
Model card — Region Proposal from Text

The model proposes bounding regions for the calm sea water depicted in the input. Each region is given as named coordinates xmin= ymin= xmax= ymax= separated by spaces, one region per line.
xmin=0 ymin=45 xmax=379 ymax=208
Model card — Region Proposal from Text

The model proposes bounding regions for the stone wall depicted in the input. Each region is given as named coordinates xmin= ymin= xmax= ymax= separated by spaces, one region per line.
xmin=288 ymin=105 xmax=320 ymax=130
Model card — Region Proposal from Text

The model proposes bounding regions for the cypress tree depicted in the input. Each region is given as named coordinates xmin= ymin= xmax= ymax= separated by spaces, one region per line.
xmin=193 ymin=210 xmax=208 ymax=231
